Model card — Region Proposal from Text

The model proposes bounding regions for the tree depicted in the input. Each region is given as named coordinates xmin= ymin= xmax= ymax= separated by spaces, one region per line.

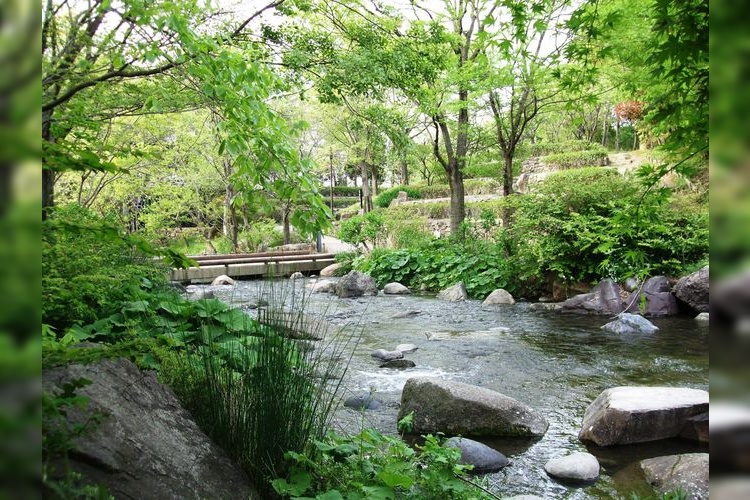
xmin=486 ymin=0 xmax=571 ymax=224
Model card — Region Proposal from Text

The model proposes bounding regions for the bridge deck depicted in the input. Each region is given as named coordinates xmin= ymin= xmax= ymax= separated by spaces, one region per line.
xmin=171 ymin=252 xmax=337 ymax=283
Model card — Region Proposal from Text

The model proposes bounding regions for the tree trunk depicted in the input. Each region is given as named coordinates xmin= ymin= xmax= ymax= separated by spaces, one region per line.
xmin=400 ymin=157 xmax=409 ymax=185
xmin=615 ymin=122 xmax=620 ymax=150
xmin=371 ymin=166 xmax=378 ymax=197
xmin=448 ymin=164 xmax=465 ymax=237
xmin=360 ymin=161 xmax=371 ymax=213
xmin=283 ymin=208 xmax=291 ymax=245
xmin=42 ymin=109 xmax=55 ymax=218
xmin=501 ymin=154 xmax=514 ymax=227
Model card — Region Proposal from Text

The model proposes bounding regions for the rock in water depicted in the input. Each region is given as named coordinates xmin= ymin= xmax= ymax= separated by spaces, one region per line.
xmin=625 ymin=276 xmax=679 ymax=317
xmin=560 ymin=279 xmax=625 ymax=315
xmin=392 ymin=310 xmax=422 ymax=319
xmin=694 ymin=312 xmax=709 ymax=321
xmin=398 ymin=377 xmax=548 ymax=438
xmin=383 ymin=282 xmax=411 ymax=295
xmin=482 ymin=289 xmax=515 ymax=306
xmin=289 ymin=271 xmax=305 ymax=280
xmin=601 ymin=313 xmax=659 ymax=334
xmin=371 ymin=349 xmax=404 ymax=361
xmin=672 ymin=266 xmax=709 ymax=313
xmin=344 ymin=394 xmax=381 ymax=410
xmin=395 ymin=343 xmax=418 ymax=353
xmin=311 ymin=279 xmax=336 ymax=293
xmin=320 ymin=262 xmax=343 ymax=277
xmin=438 ymin=282 xmax=469 ymax=302
xmin=380 ymin=359 xmax=416 ymax=369
xmin=544 ymin=451 xmax=600 ymax=482
xmin=579 ymin=386 xmax=708 ymax=446
xmin=211 ymin=274 xmax=236 ymax=286
xmin=640 ymin=453 xmax=708 ymax=500
xmin=335 ymin=271 xmax=378 ymax=298
xmin=43 ymin=358 xmax=258 ymax=499
xmin=444 ymin=437 xmax=509 ymax=473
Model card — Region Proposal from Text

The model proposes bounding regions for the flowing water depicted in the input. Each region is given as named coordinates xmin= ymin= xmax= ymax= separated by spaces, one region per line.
xmin=204 ymin=278 xmax=709 ymax=499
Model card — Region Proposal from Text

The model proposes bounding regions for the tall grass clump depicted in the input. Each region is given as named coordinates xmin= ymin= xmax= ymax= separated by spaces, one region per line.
xmin=162 ymin=280 xmax=360 ymax=494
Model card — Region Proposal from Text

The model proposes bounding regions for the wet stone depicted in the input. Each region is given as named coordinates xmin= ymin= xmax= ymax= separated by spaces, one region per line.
xmin=344 ymin=394 xmax=381 ymax=410
xmin=379 ymin=359 xmax=416 ymax=369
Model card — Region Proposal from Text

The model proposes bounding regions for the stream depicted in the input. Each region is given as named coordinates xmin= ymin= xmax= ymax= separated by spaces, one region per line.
xmin=201 ymin=277 xmax=709 ymax=499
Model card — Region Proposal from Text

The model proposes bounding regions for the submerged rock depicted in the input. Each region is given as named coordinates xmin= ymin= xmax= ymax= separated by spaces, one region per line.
xmin=43 ymin=358 xmax=258 ymax=499
xmin=289 ymin=271 xmax=305 ymax=280
xmin=379 ymin=359 xmax=416 ymax=369
xmin=438 ymin=282 xmax=469 ymax=302
xmin=445 ymin=437 xmax=509 ymax=473
xmin=344 ymin=394 xmax=381 ymax=410
xmin=335 ymin=271 xmax=378 ymax=298
xmin=544 ymin=451 xmax=600 ymax=482
xmin=579 ymin=386 xmax=709 ymax=446
xmin=601 ymin=313 xmax=659 ymax=334
xmin=694 ymin=312 xmax=709 ymax=321
xmin=383 ymin=282 xmax=411 ymax=295
xmin=398 ymin=377 xmax=548 ymax=438
xmin=640 ymin=453 xmax=708 ymax=500
xmin=395 ymin=343 xmax=418 ymax=353
xmin=392 ymin=310 xmax=422 ymax=318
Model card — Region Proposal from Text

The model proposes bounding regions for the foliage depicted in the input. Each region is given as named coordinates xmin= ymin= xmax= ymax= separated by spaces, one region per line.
xmin=541 ymin=146 xmax=609 ymax=169
xmin=272 ymin=426 xmax=492 ymax=499
xmin=355 ymin=239 xmax=513 ymax=299
xmin=523 ymin=140 xmax=601 ymax=157
xmin=503 ymin=168 xmax=708 ymax=283
xmin=338 ymin=211 xmax=387 ymax=250
xmin=42 ymin=204 xmax=168 ymax=332
xmin=323 ymin=186 xmax=363 ymax=197
xmin=161 ymin=284 xmax=359 ymax=494
xmin=374 ymin=186 xmax=423 ymax=208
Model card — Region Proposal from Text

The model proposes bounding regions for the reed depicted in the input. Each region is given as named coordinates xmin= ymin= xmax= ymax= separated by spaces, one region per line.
xmin=163 ymin=278 xmax=360 ymax=493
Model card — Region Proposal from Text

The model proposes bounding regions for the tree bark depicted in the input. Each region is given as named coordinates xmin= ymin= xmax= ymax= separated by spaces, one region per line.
xmin=282 ymin=208 xmax=291 ymax=245
xmin=400 ymin=157 xmax=409 ymax=185
xmin=448 ymin=166 xmax=465 ymax=237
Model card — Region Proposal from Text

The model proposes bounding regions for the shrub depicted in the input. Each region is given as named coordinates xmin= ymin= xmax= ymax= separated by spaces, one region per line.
xmin=523 ymin=140 xmax=595 ymax=157
xmin=374 ymin=186 xmax=423 ymax=208
xmin=338 ymin=211 xmax=387 ymax=249
xmin=42 ymin=204 xmax=166 ymax=332
xmin=322 ymin=185 xmax=362 ymax=197
xmin=541 ymin=147 xmax=609 ymax=169
xmin=503 ymin=168 xmax=708 ymax=283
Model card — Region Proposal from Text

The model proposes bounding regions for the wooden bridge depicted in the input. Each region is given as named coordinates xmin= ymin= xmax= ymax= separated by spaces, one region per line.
xmin=170 ymin=250 xmax=337 ymax=283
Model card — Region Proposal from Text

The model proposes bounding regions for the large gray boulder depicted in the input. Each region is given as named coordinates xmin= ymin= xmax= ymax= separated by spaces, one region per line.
xmin=482 ymin=289 xmax=515 ymax=306
xmin=43 ymin=358 xmax=258 ymax=499
xmin=579 ymin=386 xmax=708 ymax=446
xmin=444 ymin=437 xmax=509 ymax=473
xmin=438 ymin=282 xmax=469 ymax=302
xmin=626 ymin=276 xmax=680 ymax=317
xmin=544 ymin=451 xmax=600 ymax=482
xmin=601 ymin=313 xmax=659 ymax=334
xmin=335 ymin=271 xmax=378 ymax=298
xmin=673 ymin=266 xmax=709 ymax=313
xmin=560 ymin=279 xmax=626 ymax=315
xmin=640 ymin=453 xmax=708 ymax=500
xmin=398 ymin=377 xmax=548 ymax=438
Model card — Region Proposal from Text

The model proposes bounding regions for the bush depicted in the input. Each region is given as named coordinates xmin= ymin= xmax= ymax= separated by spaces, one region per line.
xmin=272 ymin=424 xmax=492 ymax=499
xmin=503 ymin=168 xmax=708 ymax=283
xmin=355 ymin=240 xmax=514 ymax=299
xmin=541 ymin=147 xmax=609 ymax=169
xmin=374 ymin=186 xmax=423 ymax=208
xmin=338 ymin=211 xmax=387 ymax=249
xmin=42 ymin=204 xmax=166 ymax=332
xmin=523 ymin=140 xmax=596 ymax=157
xmin=322 ymin=185 xmax=362 ymax=197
